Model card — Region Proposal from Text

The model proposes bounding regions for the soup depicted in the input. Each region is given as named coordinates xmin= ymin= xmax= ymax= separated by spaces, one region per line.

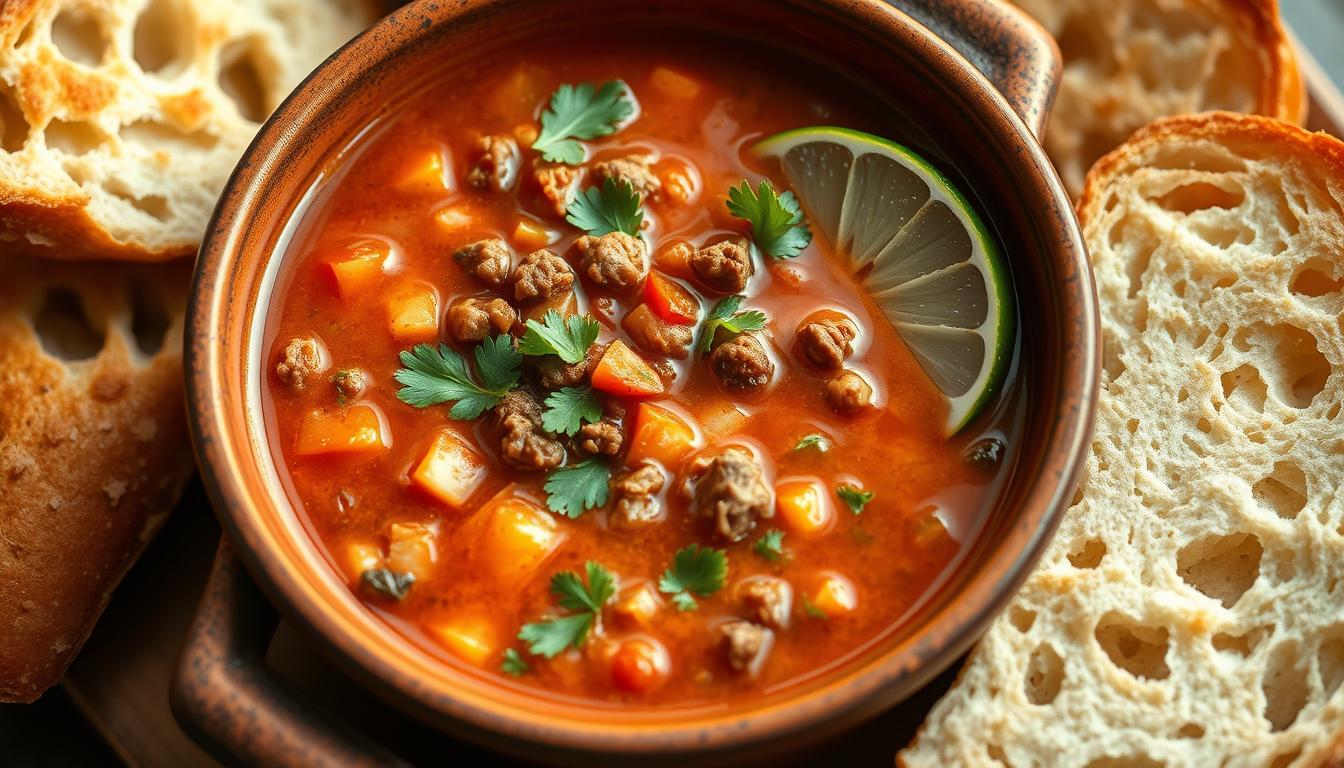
xmin=263 ymin=33 xmax=1016 ymax=706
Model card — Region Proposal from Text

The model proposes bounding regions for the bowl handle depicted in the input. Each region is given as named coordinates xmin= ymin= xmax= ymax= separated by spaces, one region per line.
xmin=170 ymin=539 xmax=407 ymax=767
xmin=889 ymin=0 xmax=1060 ymax=137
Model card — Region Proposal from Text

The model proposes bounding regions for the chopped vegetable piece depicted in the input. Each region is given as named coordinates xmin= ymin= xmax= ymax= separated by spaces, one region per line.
xmin=801 ymin=593 xmax=827 ymax=620
xmin=394 ymin=337 xmax=521 ymax=419
xmin=726 ymin=179 xmax=812 ymax=259
xmin=700 ymin=401 xmax=748 ymax=440
xmin=518 ymin=309 xmax=600 ymax=364
xmin=642 ymin=272 xmax=699 ymax=325
xmin=513 ymin=218 xmax=553 ymax=250
xmin=543 ymin=457 xmax=612 ymax=519
xmin=521 ymin=290 xmax=579 ymax=324
xmin=532 ymin=81 xmax=635 ymax=164
xmin=566 ymin=177 xmax=644 ymax=237
xmin=434 ymin=204 xmax=476 ymax=232
xmin=294 ymin=405 xmax=387 ymax=456
xmin=502 ymin=648 xmax=530 ymax=677
xmin=649 ymin=66 xmax=701 ymax=99
xmin=344 ymin=540 xmax=383 ymax=581
xmin=387 ymin=522 xmax=437 ymax=580
xmin=753 ymin=530 xmax=786 ymax=562
xmin=612 ymin=583 xmax=662 ymax=629
xmin=326 ymin=240 xmax=389 ymax=300
xmin=658 ymin=544 xmax=727 ymax=611
xmin=696 ymin=295 xmax=768 ymax=354
xmin=398 ymin=148 xmax=453 ymax=194
xmin=610 ymin=638 xmax=669 ymax=694
xmin=775 ymin=479 xmax=835 ymax=537
xmin=809 ymin=573 xmax=856 ymax=617
xmin=469 ymin=494 xmax=566 ymax=588
xmin=360 ymin=568 xmax=415 ymax=600
xmin=541 ymin=386 xmax=604 ymax=437
xmin=429 ymin=616 xmax=498 ymax=667
xmin=410 ymin=431 xmax=487 ymax=508
xmin=518 ymin=562 xmax=616 ymax=657
xmin=591 ymin=339 xmax=664 ymax=397
xmin=626 ymin=402 xmax=700 ymax=466
xmin=794 ymin=433 xmax=829 ymax=452
xmin=386 ymin=287 xmax=440 ymax=341
xmin=836 ymin=484 xmax=874 ymax=515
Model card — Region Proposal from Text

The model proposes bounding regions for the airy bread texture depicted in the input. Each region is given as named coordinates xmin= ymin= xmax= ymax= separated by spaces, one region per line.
xmin=1010 ymin=0 xmax=1305 ymax=198
xmin=0 ymin=0 xmax=371 ymax=260
xmin=0 ymin=258 xmax=194 ymax=702
xmin=900 ymin=113 xmax=1344 ymax=767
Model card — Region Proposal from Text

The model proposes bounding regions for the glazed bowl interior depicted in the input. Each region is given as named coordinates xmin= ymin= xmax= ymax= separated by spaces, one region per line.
xmin=188 ymin=0 xmax=1095 ymax=759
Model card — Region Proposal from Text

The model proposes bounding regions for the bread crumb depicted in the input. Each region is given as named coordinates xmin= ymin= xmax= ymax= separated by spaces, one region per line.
xmin=103 ymin=480 xmax=127 ymax=506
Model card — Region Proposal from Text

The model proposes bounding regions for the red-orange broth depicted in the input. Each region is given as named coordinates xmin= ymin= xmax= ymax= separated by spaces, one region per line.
xmin=263 ymin=35 xmax=1018 ymax=706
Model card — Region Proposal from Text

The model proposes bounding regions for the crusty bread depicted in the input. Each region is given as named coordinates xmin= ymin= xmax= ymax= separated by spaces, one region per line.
xmin=0 ymin=0 xmax=372 ymax=261
xmin=900 ymin=113 xmax=1344 ymax=767
xmin=1009 ymin=0 xmax=1305 ymax=198
xmin=0 ymin=257 xmax=194 ymax=702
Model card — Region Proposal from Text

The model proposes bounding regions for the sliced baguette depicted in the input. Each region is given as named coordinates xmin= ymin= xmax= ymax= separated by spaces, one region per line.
xmin=900 ymin=113 xmax=1344 ymax=767
xmin=1009 ymin=0 xmax=1305 ymax=198
xmin=0 ymin=0 xmax=373 ymax=261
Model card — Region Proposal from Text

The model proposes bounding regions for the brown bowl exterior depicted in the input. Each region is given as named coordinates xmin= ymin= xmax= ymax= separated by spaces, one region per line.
xmin=186 ymin=0 xmax=1097 ymax=760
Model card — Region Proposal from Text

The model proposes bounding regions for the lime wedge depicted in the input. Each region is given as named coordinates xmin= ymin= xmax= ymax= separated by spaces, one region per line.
xmin=753 ymin=127 xmax=1013 ymax=435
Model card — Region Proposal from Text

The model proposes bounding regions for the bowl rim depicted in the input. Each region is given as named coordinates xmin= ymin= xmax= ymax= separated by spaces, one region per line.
xmin=186 ymin=0 xmax=1097 ymax=757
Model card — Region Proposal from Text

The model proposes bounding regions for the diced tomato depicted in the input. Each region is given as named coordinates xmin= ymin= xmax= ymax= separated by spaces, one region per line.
xmin=326 ymin=239 xmax=390 ymax=300
xmin=609 ymin=638 xmax=670 ymax=694
xmin=512 ymin=218 xmax=552 ymax=250
xmin=429 ymin=616 xmax=498 ymax=667
xmin=387 ymin=285 xmax=439 ymax=341
xmin=626 ymin=402 xmax=701 ymax=466
xmin=410 ymin=431 xmax=487 ymax=510
xmin=591 ymin=340 xmax=664 ymax=397
xmin=774 ymin=479 xmax=835 ymax=538
xmin=642 ymin=272 xmax=699 ymax=324
xmin=294 ymin=406 xmax=387 ymax=456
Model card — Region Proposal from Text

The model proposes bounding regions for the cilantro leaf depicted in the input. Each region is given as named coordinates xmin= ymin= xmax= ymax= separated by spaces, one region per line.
xmin=696 ymin=295 xmax=769 ymax=353
xmin=726 ymin=179 xmax=812 ymax=259
xmin=501 ymin=648 xmax=530 ymax=677
xmin=753 ymin=529 xmax=786 ymax=562
xmin=518 ymin=310 xmax=600 ymax=364
xmin=543 ymin=458 xmax=612 ymax=518
xmin=394 ymin=338 xmax=520 ymax=419
xmin=517 ymin=562 xmax=616 ymax=657
xmin=794 ymin=434 xmax=830 ymax=452
xmin=658 ymin=544 xmax=727 ymax=611
xmin=532 ymin=81 xmax=635 ymax=164
xmin=554 ymin=561 xmax=617 ymax=612
xmin=518 ymin=613 xmax=593 ymax=658
xmin=801 ymin=593 xmax=828 ymax=620
xmin=359 ymin=568 xmax=414 ymax=600
xmin=837 ymin=484 xmax=874 ymax=515
xmin=541 ymin=386 xmax=604 ymax=436
xmin=566 ymin=177 xmax=643 ymax=236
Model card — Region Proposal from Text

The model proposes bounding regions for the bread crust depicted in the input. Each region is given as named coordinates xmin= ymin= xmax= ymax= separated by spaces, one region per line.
xmin=0 ymin=257 xmax=193 ymax=702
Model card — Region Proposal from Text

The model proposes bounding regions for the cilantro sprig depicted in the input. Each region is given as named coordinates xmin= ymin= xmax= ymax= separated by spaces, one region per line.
xmin=753 ymin=530 xmax=786 ymax=562
xmin=532 ymin=81 xmax=635 ymax=164
xmin=658 ymin=544 xmax=728 ymax=611
xmin=501 ymin=648 xmax=530 ymax=677
xmin=794 ymin=434 xmax=830 ymax=453
xmin=518 ymin=310 xmax=599 ymax=364
xmin=567 ymin=177 xmax=643 ymax=236
xmin=393 ymin=336 xmax=521 ymax=419
xmin=837 ymin=484 xmax=874 ymax=515
xmin=517 ymin=562 xmax=617 ymax=657
xmin=726 ymin=179 xmax=812 ymax=259
xmin=543 ymin=457 xmax=612 ymax=518
xmin=696 ymin=295 xmax=768 ymax=353
xmin=541 ymin=386 xmax=603 ymax=436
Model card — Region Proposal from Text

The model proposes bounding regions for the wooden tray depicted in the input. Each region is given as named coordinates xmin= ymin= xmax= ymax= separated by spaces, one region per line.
xmin=60 ymin=43 xmax=1344 ymax=768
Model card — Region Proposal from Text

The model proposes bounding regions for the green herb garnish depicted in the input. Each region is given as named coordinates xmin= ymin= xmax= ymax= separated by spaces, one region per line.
xmin=837 ymin=484 xmax=874 ymax=515
xmin=566 ymin=177 xmax=643 ymax=236
xmin=753 ymin=530 xmax=786 ymax=562
xmin=518 ymin=310 xmax=599 ymax=364
xmin=532 ymin=81 xmax=635 ymax=164
xmin=541 ymin=385 xmax=604 ymax=437
xmin=696 ymin=295 xmax=768 ymax=354
xmin=517 ymin=562 xmax=617 ymax=657
xmin=393 ymin=336 xmax=521 ymax=419
xmin=794 ymin=434 xmax=829 ymax=452
xmin=726 ymin=179 xmax=812 ymax=259
xmin=543 ymin=457 xmax=612 ymax=519
xmin=801 ymin=593 xmax=828 ymax=620
xmin=360 ymin=568 xmax=415 ymax=601
xmin=501 ymin=648 xmax=530 ymax=677
xmin=658 ymin=544 xmax=728 ymax=611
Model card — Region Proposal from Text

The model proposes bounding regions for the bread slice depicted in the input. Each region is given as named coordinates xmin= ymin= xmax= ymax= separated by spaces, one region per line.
xmin=1009 ymin=0 xmax=1306 ymax=198
xmin=899 ymin=113 xmax=1344 ymax=767
xmin=0 ymin=0 xmax=373 ymax=261
xmin=0 ymin=257 xmax=195 ymax=702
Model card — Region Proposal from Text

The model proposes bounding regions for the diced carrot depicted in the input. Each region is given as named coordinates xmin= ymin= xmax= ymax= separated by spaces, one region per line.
xmin=398 ymin=147 xmax=454 ymax=195
xmin=410 ymin=431 xmax=487 ymax=509
xmin=342 ymin=539 xmax=384 ymax=582
xmin=387 ymin=521 xmax=438 ymax=580
xmin=387 ymin=285 xmax=439 ymax=341
xmin=809 ymin=572 xmax=857 ymax=617
xmin=700 ymin=401 xmax=748 ymax=440
xmin=626 ymin=402 xmax=701 ymax=466
xmin=654 ymin=240 xmax=695 ymax=276
xmin=609 ymin=638 xmax=670 ymax=694
xmin=612 ymin=582 xmax=663 ymax=629
xmin=294 ymin=406 xmax=387 ymax=456
xmin=470 ymin=495 xmax=566 ymax=588
xmin=591 ymin=340 xmax=664 ymax=397
xmin=326 ymin=239 xmax=390 ymax=300
xmin=513 ymin=217 xmax=553 ymax=250
xmin=774 ymin=479 xmax=835 ymax=538
xmin=650 ymin=66 xmax=702 ymax=99
xmin=642 ymin=272 xmax=699 ymax=325
xmin=434 ymin=204 xmax=475 ymax=233
xmin=521 ymin=290 xmax=577 ymax=323
xmin=429 ymin=615 xmax=498 ymax=667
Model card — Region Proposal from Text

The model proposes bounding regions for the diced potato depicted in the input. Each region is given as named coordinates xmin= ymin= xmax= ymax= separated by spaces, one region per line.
xmin=387 ymin=521 xmax=438 ymax=581
xmin=512 ymin=217 xmax=553 ymax=250
xmin=434 ymin=204 xmax=475 ymax=233
xmin=521 ymin=290 xmax=578 ymax=323
xmin=342 ymin=539 xmax=384 ymax=582
xmin=612 ymin=582 xmax=663 ymax=629
xmin=775 ymin=479 xmax=835 ymax=538
xmin=650 ymin=66 xmax=701 ymax=99
xmin=626 ymin=402 xmax=701 ymax=466
xmin=398 ymin=147 xmax=454 ymax=195
xmin=387 ymin=285 xmax=439 ymax=341
xmin=294 ymin=406 xmax=387 ymax=456
xmin=471 ymin=496 xmax=566 ymax=588
xmin=700 ymin=401 xmax=748 ymax=440
xmin=810 ymin=572 xmax=857 ymax=617
xmin=591 ymin=340 xmax=665 ymax=397
xmin=326 ymin=239 xmax=390 ymax=300
xmin=428 ymin=615 xmax=498 ymax=667
xmin=654 ymin=240 xmax=695 ymax=276
xmin=410 ymin=431 xmax=487 ymax=509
